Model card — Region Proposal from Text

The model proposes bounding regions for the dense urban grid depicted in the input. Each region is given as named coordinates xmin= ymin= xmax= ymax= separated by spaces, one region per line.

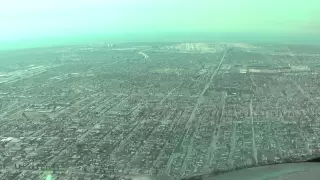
xmin=0 ymin=43 xmax=320 ymax=179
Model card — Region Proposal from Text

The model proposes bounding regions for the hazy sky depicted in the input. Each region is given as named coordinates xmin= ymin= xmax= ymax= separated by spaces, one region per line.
xmin=0 ymin=0 xmax=319 ymax=48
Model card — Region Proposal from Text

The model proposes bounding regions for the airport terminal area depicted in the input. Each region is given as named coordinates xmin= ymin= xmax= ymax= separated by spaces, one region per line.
xmin=0 ymin=42 xmax=320 ymax=179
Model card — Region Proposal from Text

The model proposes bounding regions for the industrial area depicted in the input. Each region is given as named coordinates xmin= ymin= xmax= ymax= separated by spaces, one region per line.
xmin=0 ymin=42 xmax=320 ymax=179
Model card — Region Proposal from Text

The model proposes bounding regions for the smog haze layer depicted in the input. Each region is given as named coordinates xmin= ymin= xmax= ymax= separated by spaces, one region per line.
xmin=1 ymin=0 xmax=319 ymax=50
